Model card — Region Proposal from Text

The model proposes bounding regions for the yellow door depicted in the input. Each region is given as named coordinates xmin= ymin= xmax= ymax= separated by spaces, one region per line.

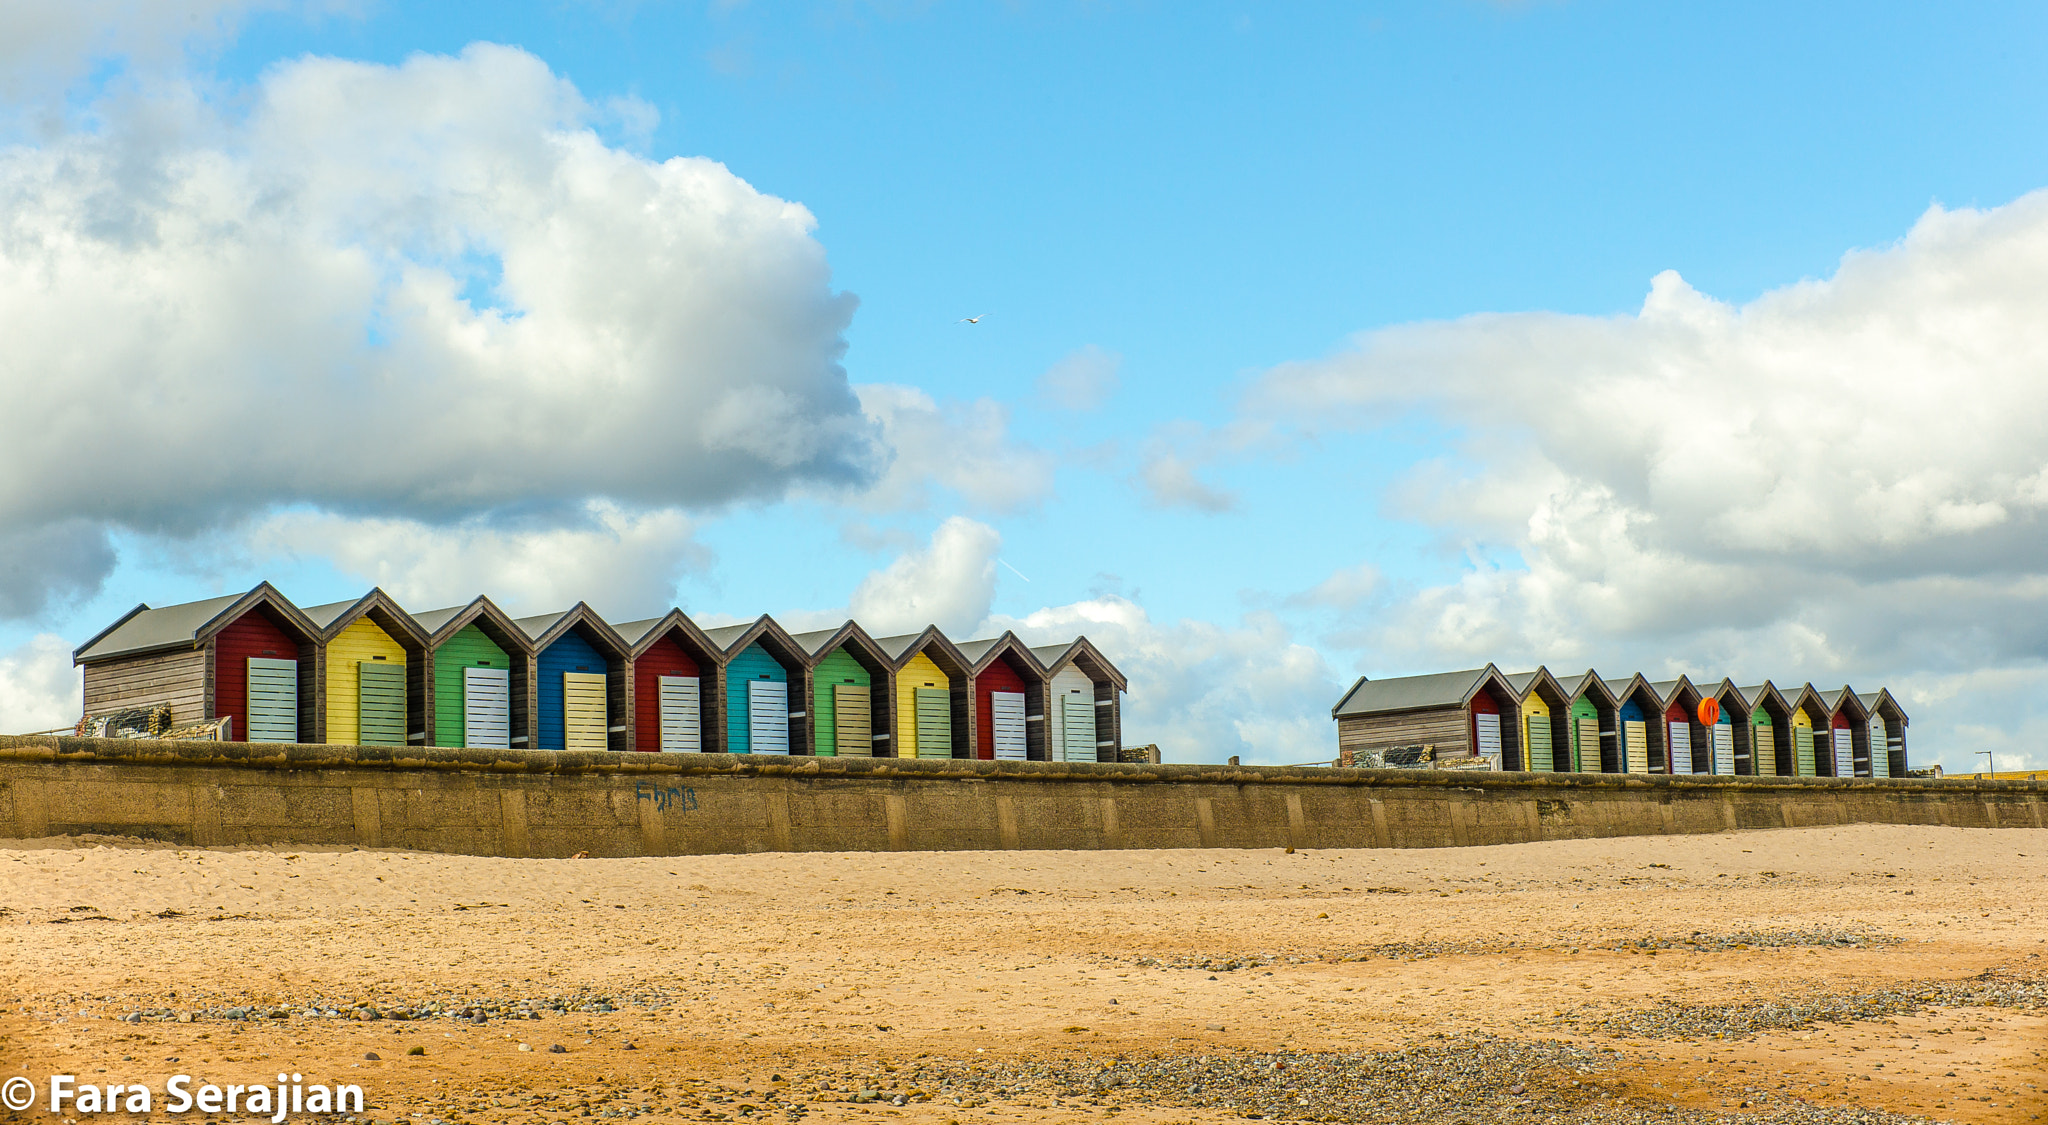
xmin=563 ymin=672 xmax=607 ymax=752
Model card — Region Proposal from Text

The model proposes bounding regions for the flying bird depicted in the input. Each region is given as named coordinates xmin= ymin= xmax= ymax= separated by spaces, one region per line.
xmin=957 ymin=313 xmax=990 ymax=324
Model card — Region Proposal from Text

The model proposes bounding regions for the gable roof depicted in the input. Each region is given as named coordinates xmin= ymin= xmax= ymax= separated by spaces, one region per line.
xmin=1818 ymin=685 xmax=1868 ymax=721
xmin=1702 ymin=677 xmax=1749 ymax=717
xmin=1034 ymin=635 xmax=1127 ymax=690
xmin=1858 ymin=688 xmax=1910 ymax=724
xmin=302 ymin=588 xmax=429 ymax=648
xmin=417 ymin=595 xmax=531 ymax=655
xmin=873 ymin=625 xmax=970 ymax=678
xmin=1502 ymin=667 xmax=1568 ymax=706
xmin=1649 ymin=676 xmax=1701 ymax=711
xmin=1332 ymin=665 xmax=1507 ymax=717
xmin=1736 ymin=681 xmax=1789 ymax=714
xmin=611 ymin=608 xmax=722 ymax=660
xmin=515 ymin=603 xmax=628 ymax=659
xmin=73 ymin=583 xmax=316 ymax=665
xmin=954 ymin=632 xmax=1046 ymax=677
xmin=1559 ymin=669 xmax=1618 ymax=708
xmin=701 ymin=614 xmax=806 ymax=668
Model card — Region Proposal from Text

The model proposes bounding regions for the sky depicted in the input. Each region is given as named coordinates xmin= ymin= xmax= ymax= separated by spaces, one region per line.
xmin=5 ymin=0 xmax=2048 ymax=772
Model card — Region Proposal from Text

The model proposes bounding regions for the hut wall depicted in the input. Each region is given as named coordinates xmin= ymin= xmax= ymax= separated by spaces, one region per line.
xmin=1336 ymin=706 xmax=1469 ymax=759
xmin=324 ymin=618 xmax=407 ymax=747
xmin=633 ymin=636 xmax=700 ymax=754
xmin=896 ymin=652 xmax=953 ymax=760
xmin=537 ymin=631 xmax=608 ymax=752
xmin=82 ymin=648 xmax=209 ymax=729
xmin=1522 ymin=693 xmax=1553 ymax=772
xmin=433 ymin=625 xmax=510 ymax=748
xmin=1047 ymin=665 xmax=1094 ymax=763
xmin=975 ymin=659 xmax=1028 ymax=761
xmin=812 ymin=648 xmax=871 ymax=758
xmin=1093 ymin=678 xmax=1122 ymax=763
xmin=1567 ymin=696 xmax=1601 ymax=773
xmin=213 ymin=611 xmax=302 ymax=738
xmin=725 ymin=642 xmax=786 ymax=754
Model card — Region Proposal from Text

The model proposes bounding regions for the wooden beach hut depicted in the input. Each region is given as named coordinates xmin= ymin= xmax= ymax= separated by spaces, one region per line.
xmin=415 ymin=596 xmax=529 ymax=750
xmin=789 ymin=623 xmax=892 ymax=758
xmin=1029 ymin=638 xmax=1128 ymax=763
xmin=1604 ymin=675 xmax=1664 ymax=774
xmin=1786 ymin=684 xmax=1833 ymax=777
xmin=303 ymin=590 xmax=429 ymax=747
xmin=1502 ymin=668 xmax=1570 ymax=772
xmin=1735 ymin=683 xmax=1792 ymax=776
xmin=1858 ymin=689 xmax=1910 ymax=779
xmin=1557 ymin=670 xmax=1618 ymax=772
xmin=1331 ymin=665 xmax=1521 ymax=766
xmin=1648 ymin=677 xmax=1705 ymax=775
xmin=517 ymin=606 xmax=630 ymax=753
xmin=704 ymin=617 xmax=810 ymax=755
xmin=1701 ymin=679 xmax=1749 ymax=775
xmin=1820 ymin=687 xmax=1871 ymax=777
xmin=72 ymin=583 xmax=319 ymax=742
xmin=957 ymin=633 xmax=1047 ymax=761
xmin=615 ymin=610 xmax=724 ymax=754
xmin=877 ymin=629 xmax=973 ymax=759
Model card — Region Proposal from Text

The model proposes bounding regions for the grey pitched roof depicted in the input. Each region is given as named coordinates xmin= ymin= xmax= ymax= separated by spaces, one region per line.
xmin=611 ymin=618 xmax=664 ymax=647
xmin=1332 ymin=668 xmax=1489 ymax=717
xmin=875 ymin=633 xmax=923 ymax=660
xmin=954 ymin=637 xmax=1001 ymax=663
xmin=1603 ymin=677 xmax=1634 ymax=696
xmin=514 ymin=610 xmax=572 ymax=642
xmin=1819 ymin=686 xmax=1862 ymax=714
xmin=788 ymin=627 xmax=845 ymax=657
xmin=411 ymin=605 xmax=467 ymax=636
xmin=1737 ymin=684 xmax=1776 ymax=709
xmin=703 ymin=623 xmax=753 ymax=651
xmin=1029 ymin=643 xmax=1072 ymax=667
xmin=1503 ymin=670 xmax=1539 ymax=694
xmin=74 ymin=593 xmax=243 ymax=662
xmin=300 ymin=599 xmax=360 ymax=631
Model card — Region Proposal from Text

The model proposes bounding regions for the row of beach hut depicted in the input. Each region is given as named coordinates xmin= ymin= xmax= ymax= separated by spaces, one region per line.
xmin=1332 ymin=666 xmax=1909 ymax=778
xmin=72 ymin=584 xmax=1126 ymax=760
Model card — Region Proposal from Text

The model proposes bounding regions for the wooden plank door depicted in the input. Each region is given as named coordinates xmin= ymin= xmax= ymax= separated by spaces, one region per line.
xmin=357 ymin=661 xmax=407 ymax=747
xmin=1622 ymin=720 xmax=1649 ymax=773
xmin=990 ymin=691 xmax=1027 ymax=760
xmin=245 ymin=657 xmax=298 ymax=743
xmin=658 ymin=675 xmax=701 ymax=753
xmin=914 ymin=687 xmax=951 ymax=758
xmin=1524 ymin=713 xmax=1552 ymax=772
xmin=832 ymin=684 xmax=870 ymax=757
xmin=1474 ymin=712 xmax=1502 ymax=761
xmin=1752 ymin=719 xmax=1776 ymax=775
xmin=563 ymin=672 xmax=608 ymax=752
xmin=1666 ymin=720 xmax=1692 ymax=774
xmin=463 ymin=666 xmax=510 ymax=749
xmin=1574 ymin=716 xmax=1598 ymax=773
xmin=748 ymin=679 xmax=790 ymax=753
xmin=1793 ymin=723 xmax=1816 ymax=776
xmin=1061 ymin=696 xmax=1097 ymax=762
xmin=1711 ymin=722 xmax=1735 ymax=775
xmin=1869 ymin=717 xmax=1889 ymax=779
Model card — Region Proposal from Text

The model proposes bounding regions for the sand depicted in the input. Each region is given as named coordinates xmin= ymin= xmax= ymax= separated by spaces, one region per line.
xmin=1 ymin=823 xmax=2043 ymax=1124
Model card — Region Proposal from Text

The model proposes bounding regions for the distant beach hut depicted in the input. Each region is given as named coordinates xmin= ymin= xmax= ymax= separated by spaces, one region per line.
xmin=414 ymin=596 xmax=529 ymax=750
xmin=615 ymin=610 xmax=724 ymax=754
xmin=1502 ymin=668 xmax=1571 ymax=772
xmin=789 ymin=623 xmax=893 ymax=758
xmin=956 ymin=633 xmax=1047 ymax=761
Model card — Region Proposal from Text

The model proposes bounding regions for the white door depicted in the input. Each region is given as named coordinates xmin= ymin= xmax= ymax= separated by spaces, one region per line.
xmin=1048 ymin=667 xmax=1091 ymax=755
xmin=563 ymin=671 xmax=608 ymax=752
xmin=1711 ymin=723 xmax=1735 ymax=775
xmin=246 ymin=657 xmax=298 ymax=743
xmin=990 ymin=691 xmax=1027 ymax=760
xmin=1667 ymin=721 xmax=1692 ymax=774
xmin=462 ymin=666 xmax=510 ymax=749
xmin=658 ymin=675 xmax=701 ymax=753
xmin=1062 ymin=696 xmax=1097 ymax=762
xmin=748 ymin=679 xmax=790 ymax=753
xmin=1869 ymin=716 xmax=1889 ymax=779
xmin=1474 ymin=712 xmax=1502 ymax=759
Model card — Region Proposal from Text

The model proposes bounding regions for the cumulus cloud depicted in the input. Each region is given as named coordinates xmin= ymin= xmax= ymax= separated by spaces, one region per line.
xmin=1253 ymin=191 xmax=2048 ymax=767
xmin=850 ymin=386 xmax=1055 ymax=513
xmin=0 ymin=43 xmax=880 ymax=619
xmin=848 ymin=516 xmax=1001 ymax=636
xmin=0 ymin=0 xmax=325 ymax=102
xmin=1137 ymin=450 xmax=1237 ymax=512
xmin=991 ymin=597 xmax=1341 ymax=765
xmin=1036 ymin=345 xmax=1121 ymax=411
xmin=249 ymin=502 xmax=704 ymax=620
xmin=0 ymin=634 xmax=82 ymax=735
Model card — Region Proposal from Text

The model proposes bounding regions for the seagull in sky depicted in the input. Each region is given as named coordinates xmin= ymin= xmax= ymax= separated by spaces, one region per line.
xmin=957 ymin=313 xmax=990 ymax=324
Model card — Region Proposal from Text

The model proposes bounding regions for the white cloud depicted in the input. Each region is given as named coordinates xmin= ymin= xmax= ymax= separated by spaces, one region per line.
xmin=1252 ymin=189 xmax=2048 ymax=771
xmin=850 ymin=385 xmax=1055 ymax=513
xmin=0 ymin=634 xmax=82 ymax=735
xmin=848 ymin=516 xmax=1001 ymax=636
xmin=249 ymin=502 xmax=705 ymax=620
xmin=1036 ymin=345 xmax=1120 ymax=411
xmin=0 ymin=0 xmax=332 ymax=103
xmin=993 ymin=597 xmax=1341 ymax=765
xmin=0 ymin=43 xmax=881 ymax=619
xmin=1137 ymin=449 xmax=1237 ymax=512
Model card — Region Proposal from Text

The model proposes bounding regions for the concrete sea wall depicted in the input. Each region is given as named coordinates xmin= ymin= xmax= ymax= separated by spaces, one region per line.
xmin=0 ymin=735 xmax=2042 ymax=857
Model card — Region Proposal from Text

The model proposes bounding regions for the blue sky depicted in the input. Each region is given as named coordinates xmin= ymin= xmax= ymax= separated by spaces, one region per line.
xmin=7 ymin=0 xmax=2048 ymax=771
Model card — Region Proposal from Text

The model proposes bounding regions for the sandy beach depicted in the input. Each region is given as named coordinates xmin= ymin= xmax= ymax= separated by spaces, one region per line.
xmin=2 ymin=823 xmax=2042 ymax=1125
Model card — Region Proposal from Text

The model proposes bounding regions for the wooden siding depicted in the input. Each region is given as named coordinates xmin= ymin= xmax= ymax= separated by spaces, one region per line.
xmin=1523 ymin=693 xmax=1552 ymax=772
xmin=562 ymin=672 xmax=608 ymax=752
xmin=831 ymin=683 xmax=871 ymax=756
xmin=537 ymin=631 xmax=607 ymax=752
xmin=214 ymin=611 xmax=301 ymax=740
xmin=893 ymin=652 xmax=950 ymax=760
xmin=82 ymin=648 xmax=207 ymax=728
xmin=324 ymin=617 xmax=406 ymax=747
xmin=633 ymin=636 xmax=699 ymax=754
xmin=914 ymin=687 xmax=952 ymax=759
xmin=1046 ymin=666 xmax=1092 ymax=760
xmin=1335 ymin=705 xmax=1469 ymax=757
xmin=357 ymin=662 xmax=407 ymax=746
xmin=974 ymin=659 xmax=1027 ymax=760
xmin=433 ymin=625 xmax=509 ymax=748
xmin=811 ymin=648 xmax=869 ymax=757
xmin=725 ymin=643 xmax=786 ymax=754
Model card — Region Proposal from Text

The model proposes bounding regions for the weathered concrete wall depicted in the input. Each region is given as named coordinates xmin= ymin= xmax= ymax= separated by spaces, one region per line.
xmin=0 ymin=735 xmax=2041 ymax=857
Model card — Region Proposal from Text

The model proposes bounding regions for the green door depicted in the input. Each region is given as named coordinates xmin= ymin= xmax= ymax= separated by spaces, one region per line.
xmin=915 ymin=687 xmax=951 ymax=758
xmin=358 ymin=662 xmax=407 ymax=747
